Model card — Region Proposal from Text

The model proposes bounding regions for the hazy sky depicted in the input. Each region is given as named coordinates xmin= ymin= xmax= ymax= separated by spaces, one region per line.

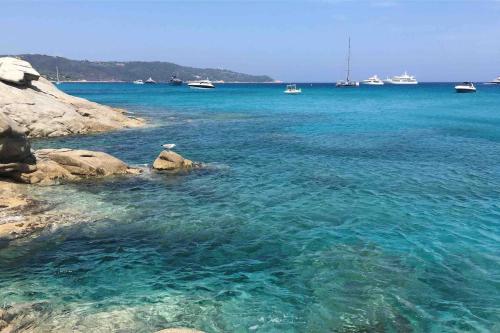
xmin=3 ymin=0 xmax=500 ymax=81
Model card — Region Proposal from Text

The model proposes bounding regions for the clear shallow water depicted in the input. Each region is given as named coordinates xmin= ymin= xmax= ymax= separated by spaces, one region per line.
xmin=2 ymin=83 xmax=500 ymax=332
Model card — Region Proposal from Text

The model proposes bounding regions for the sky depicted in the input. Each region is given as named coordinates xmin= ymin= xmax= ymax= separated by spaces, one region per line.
xmin=2 ymin=0 xmax=500 ymax=82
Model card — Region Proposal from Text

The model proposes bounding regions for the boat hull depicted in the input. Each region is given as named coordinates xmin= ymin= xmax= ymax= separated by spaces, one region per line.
xmin=385 ymin=81 xmax=418 ymax=85
xmin=455 ymin=87 xmax=476 ymax=93
xmin=188 ymin=85 xmax=215 ymax=89
xmin=362 ymin=81 xmax=384 ymax=86
xmin=336 ymin=81 xmax=360 ymax=88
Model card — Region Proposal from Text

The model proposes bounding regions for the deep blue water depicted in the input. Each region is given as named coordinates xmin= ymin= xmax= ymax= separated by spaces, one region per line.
xmin=1 ymin=83 xmax=500 ymax=332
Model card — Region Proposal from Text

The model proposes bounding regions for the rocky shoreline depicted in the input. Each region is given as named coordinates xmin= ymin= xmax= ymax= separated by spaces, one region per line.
xmin=0 ymin=57 xmax=204 ymax=332
xmin=0 ymin=57 xmax=197 ymax=246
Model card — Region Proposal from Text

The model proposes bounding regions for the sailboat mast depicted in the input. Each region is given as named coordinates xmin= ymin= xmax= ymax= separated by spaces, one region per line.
xmin=347 ymin=37 xmax=351 ymax=82
xmin=56 ymin=66 xmax=60 ymax=83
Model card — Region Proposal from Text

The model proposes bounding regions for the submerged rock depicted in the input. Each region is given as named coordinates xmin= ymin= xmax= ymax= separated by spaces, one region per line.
xmin=0 ymin=57 xmax=144 ymax=138
xmin=153 ymin=150 xmax=197 ymax=171
xmin=0 ymin=181 xmax=59 ymax=245
xmin=0 ymin=302 xmax=50 ymax=333
xmin=0 ymin=57 xmax=40 ymax=86
xmin=155 ymin=329 xmax=205 ymax=333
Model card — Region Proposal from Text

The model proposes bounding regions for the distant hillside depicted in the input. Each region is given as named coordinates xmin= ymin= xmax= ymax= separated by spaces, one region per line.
xmin=7 ymin=54 xmax=273 ymax=83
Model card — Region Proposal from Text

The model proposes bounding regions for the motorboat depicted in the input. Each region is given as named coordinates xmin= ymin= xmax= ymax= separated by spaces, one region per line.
xmin=133 ymin=79 xmax=144 ymax=84
xmin=188 ymin=79 xmax=215 ymax=89
xmin=169 ymin=74 xmax=183 ymax=86
xmin=362 ymin=75 xmax=384 ymax=85
xmin=145 ymin=77 xmax=156 ymax=84
xmin=486 ymin=76 xmax=500 ymax=85
xmin=284 ymin=84 xmax=302 ymax=94
xmin=336 ymin=37 xmax=359 ymax=88
xmin=455 ymin=82 xmax=476 ymax=93
xmin=385 ymin=72 xmax=418 ymax=85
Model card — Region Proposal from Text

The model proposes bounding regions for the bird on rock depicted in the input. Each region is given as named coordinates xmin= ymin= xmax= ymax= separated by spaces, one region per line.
xmin=162 ymin=143 xmax=176 ymax=150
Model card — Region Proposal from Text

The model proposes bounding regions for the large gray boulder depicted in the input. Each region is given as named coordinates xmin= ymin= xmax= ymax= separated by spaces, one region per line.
xmin=0 ymin=112 xmax=34 ymax=165
xmin=0 ymin=57 xmax=144 ymax=138
xmin=0 ymin=57 xmax=40 ymax=86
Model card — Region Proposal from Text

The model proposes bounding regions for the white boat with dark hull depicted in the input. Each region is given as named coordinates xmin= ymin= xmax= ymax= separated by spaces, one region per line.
xmin=133 ymin=79 xmax=144 ymax=85
xmin=169 ymin=74 xmax=183 ymax=86
xmin=336 ymin=37 xmax=359 ymax=88
xmin=486 ymin=76 xmax=500 ymax=85
xmin=385 ymin=72 xmax=418 ymax=85
xmin=455 ymin=82 xmax=476 ymax=93
xmin=362 ymin=75 xmax=384 ymax=85
xmin=145 ymin=77 xmax=156 ymax=84
xmin=188 ymin=79 xmax=215 ymax=89
xmin=284 ymin=84 xmax=302 ymax=94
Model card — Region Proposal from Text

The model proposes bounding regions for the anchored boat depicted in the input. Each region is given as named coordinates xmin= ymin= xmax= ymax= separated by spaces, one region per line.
xmin=169 ymin=74 xmax=183 ymax=86
xmin=486 ymin=76 xmax=500 ymax=85
xmin=385 ymin=72 xmax=418 ymax=85
xmin=188 ymin=79 xmax=215 ymax=89
xmin=336 ymin=37 xmax=359 ymax=88
xmin=284 ymin=84 xmax=302 ymax=94
xmin=455 ymin=82 xmax=476 ymax=93
xmin=362 ymin=75 xmax=384 ymax=85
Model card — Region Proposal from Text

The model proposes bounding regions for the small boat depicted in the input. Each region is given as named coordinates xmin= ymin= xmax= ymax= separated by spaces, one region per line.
xmin=455 ymin=82 xmax=476 ymax=93
xmin=188 ymin=79 xmax=215 ymax=89
xmin=385 ymin=72 xmax=418 ymax=85
xmin=169 ymin=74 xmax=183 ymax=86
xmin=133 ymin=79 xmax=144 ymax=85
xmin=284 ymin=84 xmax=302 ymax=94
xmin=336 ymin=37 xmax=359 ymax=88
xmin=486 ymin=76 xmax=500 ymax=85
xmin=145 ymin=77 xmax=156 ymax=84
xmin=362 ymin=75 xmax=384 ymax=85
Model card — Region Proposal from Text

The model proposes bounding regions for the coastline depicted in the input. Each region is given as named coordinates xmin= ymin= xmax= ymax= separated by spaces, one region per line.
xmin=0 ymin=57 xmax=148 ymax=245
xmin=51 ymin=80 xmax=280 ymax=84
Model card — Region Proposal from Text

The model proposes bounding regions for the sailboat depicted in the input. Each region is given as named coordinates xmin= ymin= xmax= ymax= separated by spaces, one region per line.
xmin=336 ymin=37 xmax=359 ymax=88
xmin=56 ymin=66 xmax=61 ymax=85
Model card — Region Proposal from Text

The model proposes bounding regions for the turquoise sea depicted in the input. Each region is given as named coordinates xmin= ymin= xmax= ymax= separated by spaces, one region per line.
xmin=1 ymin=83 xmax=500 ymax=332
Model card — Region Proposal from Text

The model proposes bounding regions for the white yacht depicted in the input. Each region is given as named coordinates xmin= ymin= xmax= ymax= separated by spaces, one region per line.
xmin=486 ymin=76 xmax=500 ymax=85
xmin=145 ymin=77 xmax=156 ymax=84
xmin=284 ymin=84 xmax=302 ymax=94
xmin=188 ymin=79 xmax=215 ymax=89
xmin=362 ymin=75 xmax=384 ymax=85
xmin=455 ymin=82 xmax=476 ymax=93
xmin=336 ymin=37 xmax=359 ymax=88
xmin=385 ymin=72 xmax=418 ymax=85
xmin=133 ymin=79 xmax=144 ymax=84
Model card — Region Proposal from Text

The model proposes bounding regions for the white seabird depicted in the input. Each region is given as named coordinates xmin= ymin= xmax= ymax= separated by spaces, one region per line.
xmin=162 ymin=143 xmax=176 ymax=150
